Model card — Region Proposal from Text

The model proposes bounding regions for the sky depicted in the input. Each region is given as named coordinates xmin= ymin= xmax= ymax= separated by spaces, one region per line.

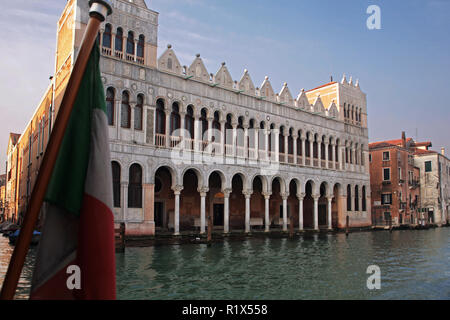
xmin=0 ymin=0 xmax=449 ymax=169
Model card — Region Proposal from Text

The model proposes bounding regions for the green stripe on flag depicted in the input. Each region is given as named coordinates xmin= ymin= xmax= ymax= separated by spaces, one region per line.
xmin=45 ymin=41 xmax=107 ymax=216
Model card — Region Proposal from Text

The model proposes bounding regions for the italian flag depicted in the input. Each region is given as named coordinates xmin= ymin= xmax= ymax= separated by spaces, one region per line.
xmin=30 ymin=41 xmax=116 ymax=300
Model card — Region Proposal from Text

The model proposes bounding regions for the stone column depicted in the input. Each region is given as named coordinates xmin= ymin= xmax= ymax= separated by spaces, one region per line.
xmin=134 ymin=38 xmax=138 ymax=62
xmin=301 ymin=137 xmax=306 ymax=166
xmin=194 ymin=116 xmax=200 ymax=152
xmin=309 ymin=137 xmax=314 ymax=166
xmin=332 ymin=142 xmax=336 ymax=170
xmin=254 ymin=125 xmax=259 ymax=160
xmin=172 ymin=186 xmax=184 ymax=235
xmin=339 ymin=145 xmax=344 ymax=171
xmin=180 ymin=112 xmax=186 ymax=148
xmin=297 ymin=193 xmax=305 ymax=231
xmin=281 ymin=192 xmax=289 ymax=231
xmin=284 ymin=132 xmax=288 ymax=163
xmin=198 ymin=187 xmax=209 ymax=234
xmin=274 ymin=128 xmax=280 ymax=162
xmin=318 ymin=141 xmax=322 ymax=168
xmin=220 ymin=120 xmax=226 ymax=156
xmin=121 ymin=182 xmax=128 ymax=222
xmin=327 ymin=196 xmax=333 ymax=230
xmin=293 ymin=134 xmax=298 ymax=164
xmin=244 ymin=124 xmax=249 ymax=159
xmin=165 ymin=108 xmax=171 ymax=148
xmin=264 ymin=130 xmax=270 ymax=161
xmin=313 ymin=194 xmax=320 ymax=230
xmin=232 ymin=122 xmax=238 ymax=157
xmin=243 ymin=190 xmax=252 ymax=233
xmin=358 ymin=194 xmax=363 ymax=213
xmin=143 ymin=183 xmax=155 ymax=235
xmin=223 ymin=189 xmax=231 ymax=233
xmin=262 ymin=192 xmax=271 ymax=232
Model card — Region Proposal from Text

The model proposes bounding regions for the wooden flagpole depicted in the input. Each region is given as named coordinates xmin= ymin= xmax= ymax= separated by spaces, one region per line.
xmin=0 ymin=0 xmax=112 ymax=300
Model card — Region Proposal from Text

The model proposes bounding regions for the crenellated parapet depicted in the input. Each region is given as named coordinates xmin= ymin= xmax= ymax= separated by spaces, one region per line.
xmin=155 ymin=45 xmax=366 ymax=127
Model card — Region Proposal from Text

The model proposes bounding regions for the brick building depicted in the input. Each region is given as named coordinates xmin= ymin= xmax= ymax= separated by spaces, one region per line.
xmin=369 ymin=133 xmax=421 ymax=226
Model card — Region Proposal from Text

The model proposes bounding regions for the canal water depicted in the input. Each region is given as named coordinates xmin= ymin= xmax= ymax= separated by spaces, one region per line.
xmin=1 ymin=228 xmax=449 ymax=299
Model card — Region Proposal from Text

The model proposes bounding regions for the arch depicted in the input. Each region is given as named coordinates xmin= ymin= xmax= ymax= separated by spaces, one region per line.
xmin=153 ymin=163 xmax=177 ymax=187
xmin=180 ymin=166 xmax=204 ymax=188
xmin=251 ymin=174 xmax=269 ymax=193
xmin=128 ymin=163 xmax=143 ymax=208
xmin=155 ymin=98 xmax=165 ymax=135
xmin=170 ymin=101 xmax=181 ymax=135
xmin=185 ymin=105 xmax=195 ymax=141
xmin=115 ymin=27 xmax=123 ymax=52
xmin=102 ymin=23 xmax=112 ymax=48
xmin=134 ymin=94 xmax=144 ymax=130
xmin=111 ymin=161 xmax=121 ymax=208
xmin=121 ymin=91 xmax=131 ymax=128
xmin=126 ymin=31 xmax=135 ymax=55
xmin=154 ymin=166 xmax=175 ymax=231
xmin=207 ymin=170 xmax=227 ymax=190
xmin=106 ymin=87 xmax=115 ymax=126
xmin=347 ymin=184 xmax=352 ymax=211
xmin=270 ymin=176 xmax=286 ymax=194
xmin=137 ymin=34 xmax=145 ymax=58
xmin=179 ymin=168 xmax=202 ymax=231
xmin=362 ymin=185 xmax=367 ymax=212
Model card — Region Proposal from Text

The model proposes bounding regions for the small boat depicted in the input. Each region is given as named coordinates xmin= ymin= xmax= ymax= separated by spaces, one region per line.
xmin=8 ymin=230 xmax=41 ymax=246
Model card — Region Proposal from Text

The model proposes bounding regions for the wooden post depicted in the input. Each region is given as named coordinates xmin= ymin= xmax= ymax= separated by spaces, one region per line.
xmin=289 ymin=213 xmax=294 ymax=238
xmin=345 ymin=215 xmax=349 ymax=237
xmin=0 ymin=1 xmax=112 ymax=300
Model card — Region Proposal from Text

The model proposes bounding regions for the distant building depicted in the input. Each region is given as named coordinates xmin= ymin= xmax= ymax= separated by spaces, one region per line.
xmin=370 ymin=132 xmax=449 ymax=227
xmin=0 ymin=173 xmax=6 ymax=221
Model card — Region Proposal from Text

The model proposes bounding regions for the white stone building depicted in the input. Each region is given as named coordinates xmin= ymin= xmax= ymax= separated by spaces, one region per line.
xmin=11 ymin=0 xmax=373 ymax=236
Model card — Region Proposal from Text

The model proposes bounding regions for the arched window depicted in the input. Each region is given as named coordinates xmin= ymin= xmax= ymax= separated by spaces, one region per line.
xmin=200 ymin=109 xmax=208 ymax=141
xmin=258 ymin=122 xmax=265 ymax=151
xmin=362 ymin=186 xmax=367 ymax=211
xmin=155 ymin=99 xmax=165 ymax=134
xmin=347 ymin=185 xmax=352 ymax=211
xmin=170 ymin=102 xmax=181 ymax=135
xmin=225 ymin=114 xmax=233 ymax=146
xmin=115 ymin=28 xmax=123 ymax=52
xmin=185 ymin=105 xmax=194 ymax=140
xmin=355 ymin=186 xmax=359 ymax=211
xmin=112 ymin=161 xmax=121 ymax=208
xmin=134 ymin=94 xmax=143 ymax=130
xmin=121 ymin=91 xmax=131 ymax=128
xmin=279 ymin=127 xmax=285 ymax=154
xmin=106 ymin=87 xmax=115 ymax=126
xmin=127 ymin=31 xmax=135 ymax=55
xmin=128 ymin=164 xmax=142 ymax=208
xmin=103 ymin=24 xmax=112 ymax=48
xmin=137 ymin=34 xmax=145 ymax=58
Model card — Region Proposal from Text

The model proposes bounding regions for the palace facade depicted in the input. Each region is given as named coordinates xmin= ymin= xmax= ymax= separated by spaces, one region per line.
xmin=4 ymin=0 xmax=371 ymax=235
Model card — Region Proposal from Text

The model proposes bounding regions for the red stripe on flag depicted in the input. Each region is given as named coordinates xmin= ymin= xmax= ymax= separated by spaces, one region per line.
xmin=75 ymin=193 xmax=116 ymax=300
xmin=30 ymin=259 xmax=77 ymax=300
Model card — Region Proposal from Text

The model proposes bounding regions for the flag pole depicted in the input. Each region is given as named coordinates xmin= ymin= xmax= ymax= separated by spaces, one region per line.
xmin=0 ymin=0 xmax=112 ymax=300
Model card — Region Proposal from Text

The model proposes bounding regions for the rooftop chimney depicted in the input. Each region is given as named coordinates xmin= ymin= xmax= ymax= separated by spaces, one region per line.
xmin=441 ymin=147 xmax=445 ymax=156
xmin=401 ymin=131 xmax=406 ymax=148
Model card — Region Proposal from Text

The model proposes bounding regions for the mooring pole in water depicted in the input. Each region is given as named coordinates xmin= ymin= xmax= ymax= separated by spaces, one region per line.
xmin=389 ymin=217 xmax=393 ymax=233
xmin=207 ymin=211 xmax=212 ymax=245
xmin=345 ymin=215 xmax=349 ymax=237
xmin=289 ymin=214 xmax=294 ymax=238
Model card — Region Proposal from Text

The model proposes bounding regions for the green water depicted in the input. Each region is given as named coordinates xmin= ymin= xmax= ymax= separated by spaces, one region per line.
xmin=1 ymin=228 xmax=449 ymax=299
xmin=116 ymin=229 xmax=450 ymax=300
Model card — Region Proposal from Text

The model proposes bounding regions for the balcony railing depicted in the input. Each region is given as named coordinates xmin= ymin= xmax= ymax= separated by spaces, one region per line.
xmin=149 ymin=134 xmax=367 ymax=172
xmin=155 ymin=134 xmax=166 ymax=148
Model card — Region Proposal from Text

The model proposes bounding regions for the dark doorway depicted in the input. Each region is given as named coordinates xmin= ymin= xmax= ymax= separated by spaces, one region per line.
xmin=155 ymin=202 xmax=164 ymax=228
xmin=213 ymin=204 xmax=224 ymax=226
xmin=318 ymin=204 xmax=327 ymax=226
xmin=429 ymin=211 xmax=434 ymax=223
